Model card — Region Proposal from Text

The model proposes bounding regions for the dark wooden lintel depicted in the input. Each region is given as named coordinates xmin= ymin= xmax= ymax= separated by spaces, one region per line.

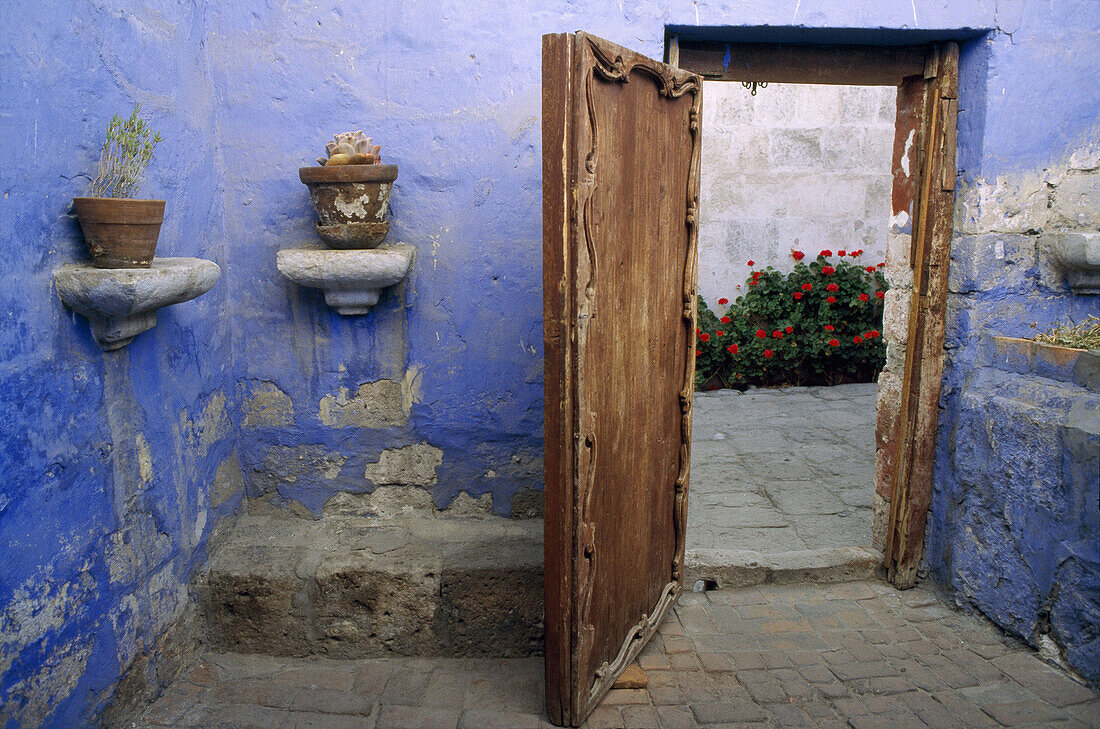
xmin=677 ymin=41 xmax=926 ymax=86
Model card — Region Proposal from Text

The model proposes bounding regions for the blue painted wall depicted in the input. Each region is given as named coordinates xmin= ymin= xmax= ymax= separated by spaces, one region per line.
xmin=930 ymin=339 xmax=1099 ymax=683
xmin=206 ymin=0 xmax=1100 ymax=685
xmin=0 ymin=2 xmax=238 ymax=727
xmin=1 ymin=0 xmax=1098 ymax=725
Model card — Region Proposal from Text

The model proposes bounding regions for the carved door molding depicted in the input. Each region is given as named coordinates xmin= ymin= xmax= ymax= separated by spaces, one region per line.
xmin=542 ymin=31 xmax=701 ymax=726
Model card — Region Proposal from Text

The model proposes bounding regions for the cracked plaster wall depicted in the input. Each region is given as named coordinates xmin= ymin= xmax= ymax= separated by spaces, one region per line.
xmin=0 ymin=2 xmax=239 ymax=727
xmin=3 ymin=0 xmax=1100 ymax=725
xmin=924 ymin=142 xmax=1100 ymax=684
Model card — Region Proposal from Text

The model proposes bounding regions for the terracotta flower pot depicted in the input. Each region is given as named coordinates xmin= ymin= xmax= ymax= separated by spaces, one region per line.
xmin=73 ymin=197 xmax=165 ymax=268
xmin=298 ymin=164 xmax=398 ymax=249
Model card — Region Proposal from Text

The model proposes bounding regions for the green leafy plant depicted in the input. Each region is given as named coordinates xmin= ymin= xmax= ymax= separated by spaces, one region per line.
xmin=695 ymin=248 xmax=889 ymax=389
xmin=89 ymin=103 xmax=162 ymax=198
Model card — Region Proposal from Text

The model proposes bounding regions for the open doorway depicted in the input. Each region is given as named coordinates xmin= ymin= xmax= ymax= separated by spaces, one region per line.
xmin=671 ymin=39 xmax=961 ymax=587
xmin=688 ymin=78 xmax=894 ymax=567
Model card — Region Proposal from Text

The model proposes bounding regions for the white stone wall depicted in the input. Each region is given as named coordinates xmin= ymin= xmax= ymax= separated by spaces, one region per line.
xmin=698 ymin=81 xmax=897 ymax=306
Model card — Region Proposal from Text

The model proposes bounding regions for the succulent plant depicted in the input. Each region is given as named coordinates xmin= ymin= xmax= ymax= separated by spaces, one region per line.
xmin=317 ymin=131 xmax=382 ymax=166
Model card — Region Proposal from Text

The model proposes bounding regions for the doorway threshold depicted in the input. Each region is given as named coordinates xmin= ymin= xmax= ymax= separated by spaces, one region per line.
xmin=685 ymin=545 xmax=881 ymax=589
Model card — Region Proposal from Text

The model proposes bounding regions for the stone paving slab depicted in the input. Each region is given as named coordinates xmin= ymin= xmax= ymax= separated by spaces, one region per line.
xmin=688 ymin=385 xmax=879 ymax=581
xmin=133 ymin=580 xmax=1099 ymax=729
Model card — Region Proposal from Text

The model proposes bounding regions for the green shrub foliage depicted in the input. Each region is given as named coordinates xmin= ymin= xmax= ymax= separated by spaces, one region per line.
xmin=695 ymin=249 xmax=888 ymax=390
xmin=90 ymin=103 xmax=162 ymax=199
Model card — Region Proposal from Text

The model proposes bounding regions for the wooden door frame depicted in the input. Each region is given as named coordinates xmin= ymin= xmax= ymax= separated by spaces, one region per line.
xmin=668 ymin=37 xmax=961 ymax=589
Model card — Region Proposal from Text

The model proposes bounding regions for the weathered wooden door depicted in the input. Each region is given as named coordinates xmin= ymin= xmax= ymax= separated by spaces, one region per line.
xmin=542 ymin=32 xmax=701 ymax=727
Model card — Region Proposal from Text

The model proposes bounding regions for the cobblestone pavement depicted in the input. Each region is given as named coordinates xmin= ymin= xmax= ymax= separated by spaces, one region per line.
xmin=688 ymin=384 xmax=878 ymax=555
xmin=134 ymin=581 xmax=1098 ymax=729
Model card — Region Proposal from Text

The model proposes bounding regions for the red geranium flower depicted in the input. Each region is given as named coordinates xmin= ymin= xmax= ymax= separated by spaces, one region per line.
xmin=828 ymin=338 xmax=840 ymax=347
xmin=866 ymin=266 xmax=876 ymax=273
xmin=718 ymin=297 xmax=728 ymax=305
xmin=801 ymin=283 xmax=813 ymax=291
xmin=696 ymin=327 xmax=701 ymax=336
xmin=785 ymin=326 xmax=794 ymax=334
xmin=695 ymin=349 xmax=701 ymax=356
xmin=793 ymin=292 xmax=803 ymax=300
xmin=826 ymin=296 xmax=836 ymax=304
xmin=826 ymin=283 xmax=839 ymax=292
xmin=755 ymin=329 xmax=766 ymax=338
xmin=875 ymin=290 xmax=885 ymax=299
xmin=838 ymin=250 xmax=846 ymax=257
xmin=822 ymin=265 xmax=836 ymax=275
xmin=749 ymin=280 xmax=758 ymax=286
xmin=853 ymin=249 xmax=863 ymax=257
xmin=763 ymin=349 xmax=774 ymax=358
xmin=700 ymin=333 xmax=710 ymax=342
xmin=824 ymin=325 xmax=835 ymax=331
xmin=772 ymin=330 xmax=783 ymax=339
xmin=727 ymin=343 xmax=739 ymax=354
xmin=878 ymin=262 xmax=886 ymax=268
xmin=853 ymin=335 xmax=863 ymax=344
xmin=747 ymin=260 xmax=755 ymax=267
xmin=820 ymin=249 xmax=833 ymax=257
xmin=792 ymin=250 xmax=805 ymax=261
xmin=716 ymin=330 xmax=725 ymax=337
xmin=720 ymin=316 xmax=731 ymax=324
xmin=859 ymin=293 xmax=870 ymax=302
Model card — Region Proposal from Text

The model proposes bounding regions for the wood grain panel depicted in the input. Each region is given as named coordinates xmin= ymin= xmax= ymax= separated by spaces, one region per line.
xmin=543 ymin=31 xmax=700 ymax=726
xmin=542 ymin=32 xmax=575 ymax=725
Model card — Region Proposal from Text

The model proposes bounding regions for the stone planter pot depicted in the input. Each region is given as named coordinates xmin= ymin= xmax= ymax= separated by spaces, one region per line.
xmin=298 ymin=164 xmax=398 ymax=249
xmin=73 ymin=197 xmax=165 ymax=268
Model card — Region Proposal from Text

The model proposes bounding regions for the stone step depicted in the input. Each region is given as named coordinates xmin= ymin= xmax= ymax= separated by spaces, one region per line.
xmin=685 ymin=546 xmax=882 ymax=588
xmin=195 ymin=512 xmax=544 ymax=659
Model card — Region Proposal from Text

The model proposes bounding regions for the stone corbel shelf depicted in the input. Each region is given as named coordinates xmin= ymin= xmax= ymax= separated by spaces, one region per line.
xmin=54 ymin=258 xmax=221 ymax=350
xmin=276 ymin=244 xmax=414 ymax=315
xmin=1044 ymin=232 xmax=1100 ymax=294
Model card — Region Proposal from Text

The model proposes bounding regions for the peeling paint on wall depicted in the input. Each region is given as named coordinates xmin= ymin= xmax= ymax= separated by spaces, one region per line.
xmin=181 ymin=392 xmax=231 ymax=458
xmin=363 ymin=443 xmax=444 ymax=487
xmin=241 ymin=382 xmax=294 ymax=428
xmin=211 ymin=451 xmax=244 ymax=506
xmin=0 ymin=640 xmax=92 ymax=729
xmin=318 ymin=380 xmax=408 ymax=428
xmin=252 ymin=444 xmax=348 ymax=501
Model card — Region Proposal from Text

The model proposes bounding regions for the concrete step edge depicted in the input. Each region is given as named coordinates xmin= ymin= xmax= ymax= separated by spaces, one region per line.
xmin=684 ymin=546 xmax=882 ymax=588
